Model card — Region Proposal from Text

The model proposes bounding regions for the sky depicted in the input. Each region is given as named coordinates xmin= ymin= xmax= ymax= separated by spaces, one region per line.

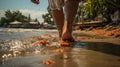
xmin=0 ymin=0 xmax=48 ymax=22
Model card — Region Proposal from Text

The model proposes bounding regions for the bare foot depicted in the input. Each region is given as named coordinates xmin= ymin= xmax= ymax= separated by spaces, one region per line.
xmin=59 ymin=39 xmax=75 ymax=46
xmin=62 ymin=34 xmax=75 ymax=42
xmin=61 ymin=29 xmax=75 ymax=42
xmin=61 ymin=22 xmax=75 ymax=42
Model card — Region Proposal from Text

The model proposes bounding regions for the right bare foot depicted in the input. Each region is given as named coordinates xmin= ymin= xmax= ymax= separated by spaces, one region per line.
xmin=61 ymin=22 xmax=75 ymax=42
xmin=61 ymin=29 xmax=75 ymax=42
xmin=62 ymin=33 xmax=75 ymax=42
xmin=59 ymin=39 xmax=75 ymax=46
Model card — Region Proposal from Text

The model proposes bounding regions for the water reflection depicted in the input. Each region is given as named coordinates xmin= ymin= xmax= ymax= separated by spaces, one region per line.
xmin=51 ymin=41 xmax=120 ymax=67
xmin=73 ymin=41 xmax=120 ymax=56
xmin=51 ymin=47 xmax=78 ymax=67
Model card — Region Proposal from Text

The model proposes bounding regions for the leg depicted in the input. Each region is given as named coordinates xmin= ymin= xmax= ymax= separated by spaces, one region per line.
xmin=51 ymin=9 xmax=64 ymax=38
xmin=62 ymin=0 xmax=80 ymax=41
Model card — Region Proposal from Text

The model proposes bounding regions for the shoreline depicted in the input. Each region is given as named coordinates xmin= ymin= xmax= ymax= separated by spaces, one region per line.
xmin=0 ymin=28 xmax=120 ymax=45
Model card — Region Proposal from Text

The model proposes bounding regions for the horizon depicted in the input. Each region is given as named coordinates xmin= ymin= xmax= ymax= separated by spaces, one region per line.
xmin=0 ymin=0 xmax=48 ymax=22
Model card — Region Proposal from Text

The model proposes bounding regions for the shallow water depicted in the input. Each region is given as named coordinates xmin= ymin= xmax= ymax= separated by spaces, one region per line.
xmin=0 ymin=28 xmax=57 ymax=40
xmin=0 ymin=28 xmax=120 ymax=67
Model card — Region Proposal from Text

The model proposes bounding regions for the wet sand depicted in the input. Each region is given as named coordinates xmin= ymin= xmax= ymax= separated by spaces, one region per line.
xmin=0 ymin=43 xmax=120 ymax=67
xmin=0 ymin=28 xmax=120 ymax=67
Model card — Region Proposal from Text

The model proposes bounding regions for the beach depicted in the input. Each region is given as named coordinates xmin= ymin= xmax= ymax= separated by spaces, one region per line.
xmin=0 ymin=28 xmax=120 ymax=67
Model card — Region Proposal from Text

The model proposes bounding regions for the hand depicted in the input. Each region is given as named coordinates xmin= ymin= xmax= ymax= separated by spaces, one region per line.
xmin=31 ymin=0 xmax=39 ymax=4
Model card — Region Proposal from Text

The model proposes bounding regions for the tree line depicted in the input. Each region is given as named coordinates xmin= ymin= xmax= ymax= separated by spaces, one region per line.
xmin=0 ymin=10 xmax=27 ymax=26
xmin=0 ymin=10 xmax=40 ymax=27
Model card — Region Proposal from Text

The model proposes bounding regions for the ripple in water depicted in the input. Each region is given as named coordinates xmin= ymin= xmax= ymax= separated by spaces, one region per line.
xmin=0 ymin=39 xmax=48 ymax=61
